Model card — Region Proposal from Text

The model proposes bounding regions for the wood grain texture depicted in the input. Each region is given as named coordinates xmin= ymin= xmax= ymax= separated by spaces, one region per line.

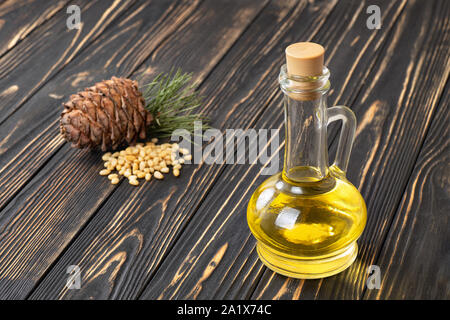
xmin=138 ymin=0 xmax=412 ymax=300
xmin=0 ymin=0 xmax=205 ymax=299
xmin=27 ymin=0 xmax=337 ymax=300
xmin=0 ymin=0 xmax=68 ymax=57
xmin=364 ymin=83 xmax=449 ymax=300
xmin=0 ymin=0 xmax=135 ymax=124
xmin=0 ymin=0 xmax=268 ymax=299
xmin=0 ymin=0 xmax=199 ymax=212
xmin=0 ymin=0 xmax=445 ymax=301
xmin=252 ymin=0 xmax=449 ymax=299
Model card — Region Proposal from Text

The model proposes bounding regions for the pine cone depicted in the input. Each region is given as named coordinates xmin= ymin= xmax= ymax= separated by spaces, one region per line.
xmin=60 ymin=77 xmax=153 ymax=151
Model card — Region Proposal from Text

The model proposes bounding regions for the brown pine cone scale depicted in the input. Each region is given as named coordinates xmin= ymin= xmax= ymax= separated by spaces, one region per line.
xmin=60 ymin=77 xmax=153 ymax=151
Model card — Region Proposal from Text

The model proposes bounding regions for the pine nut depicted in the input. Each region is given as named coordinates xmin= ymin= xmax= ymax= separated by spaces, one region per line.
xmin=129 ymin=178 xmax=139 ymax=186
xmin=102 ymin=153 xmax=111 ymax=161
xmin=101 ymin=141 xmax=188 ymax=184
xmin=137 ymin=172 xmax=146 ymax=179
xmin=161 ymin=167 xmax=169 ymax=173
xmin=100 ymin=169 xmax=110 ymax=175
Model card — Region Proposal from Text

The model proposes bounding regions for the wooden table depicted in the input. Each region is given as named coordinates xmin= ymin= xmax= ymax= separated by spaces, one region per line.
xmin=0 ymin=0 xmax=448 ymax=300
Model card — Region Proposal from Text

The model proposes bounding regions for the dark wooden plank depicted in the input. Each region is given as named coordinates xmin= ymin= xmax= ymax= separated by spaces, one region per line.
xmin=364 ymin=83 xmax=449 ymax=300
xmin=0 ymin=0 xmax=199 ymax=211
xmin=252 ymin=0 xmax=449 ymax=299
xmin=141 ymin=0 xmax=449 ymax=300
xmin=138 ymin=0 xmax=413 ymax=300
xmin=28 ymin=0 xmax=337 ymax=300
xmin=0 ymin=0 xmax=68 ymax=57
xmin=0 ymin=0 xmax=135 ymax=125
xmin=0 ymin=0 xmax=268 ymax=300
xmin=0 ymin=0 xmax=205 ymax=299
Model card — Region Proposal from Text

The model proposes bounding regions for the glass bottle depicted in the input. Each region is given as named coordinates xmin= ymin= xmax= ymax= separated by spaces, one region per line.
xmin=247 ymin=43 xmax=367 ymax=279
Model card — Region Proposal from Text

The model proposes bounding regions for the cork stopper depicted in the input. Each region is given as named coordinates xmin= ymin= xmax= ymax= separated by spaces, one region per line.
xmin=285 ymin=42 xmax=324 ymax=77
xmin=283 ymin=42 xmax=325 ymax=101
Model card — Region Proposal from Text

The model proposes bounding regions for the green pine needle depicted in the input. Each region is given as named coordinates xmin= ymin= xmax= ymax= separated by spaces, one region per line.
xmin=142 ymin=69 xmax=209 ymax=137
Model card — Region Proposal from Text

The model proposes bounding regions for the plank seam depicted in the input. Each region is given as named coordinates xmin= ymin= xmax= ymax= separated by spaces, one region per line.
xmin=0 ymin=0 xmax=70 ymax=60
xmin=356 ymin=0 xmax=448 ymax=299
xmin=361 ymin=76 xmax=449 ymax=300
xmin=129 ymin=0 xmax=275 ymax=300
xmin=123 ymin=0 xmax=206 ymax=80
xmin=23 ymin=168 xmax=128 ymax=300
xmin=248 ymin=0 xmax=410 ymax=300
xmin=22 ymin=0 xmax=209 ymax=299
xmin=0 ymin=131 xmax=65 ymax=214
xmin=0 ymin=0 xmax=137 ymax=126
xmin=0 ymin=0 xmax=196 ymax=210
xmin=135 ymin=0 xmax=342 ymax=300
xmin=194 ymin=0 xmax=271 ymax=92
xmin=0 ymin=0 xmax=141 ymax=215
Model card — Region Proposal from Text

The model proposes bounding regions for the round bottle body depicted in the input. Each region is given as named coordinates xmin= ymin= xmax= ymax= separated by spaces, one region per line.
xmin=247 ymin=167 xmax=367 ymax=279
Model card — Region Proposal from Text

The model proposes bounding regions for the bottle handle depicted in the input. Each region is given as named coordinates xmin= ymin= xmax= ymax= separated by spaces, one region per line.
xmin=327 ymin=106 xmax=357 ymax=174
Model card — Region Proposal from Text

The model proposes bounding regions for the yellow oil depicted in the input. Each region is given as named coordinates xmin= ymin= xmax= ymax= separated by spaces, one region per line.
xmin=247 ymin=166 xmax=366 ymax=278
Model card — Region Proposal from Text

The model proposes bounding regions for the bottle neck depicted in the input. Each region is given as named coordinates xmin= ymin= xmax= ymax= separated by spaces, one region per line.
xmin=279 ymin=65 xmax=330 ymax=183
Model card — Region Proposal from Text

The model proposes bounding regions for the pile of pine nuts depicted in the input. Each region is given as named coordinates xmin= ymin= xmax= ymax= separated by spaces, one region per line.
xmin=99 ymin=138 xmax=191 ymax=186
